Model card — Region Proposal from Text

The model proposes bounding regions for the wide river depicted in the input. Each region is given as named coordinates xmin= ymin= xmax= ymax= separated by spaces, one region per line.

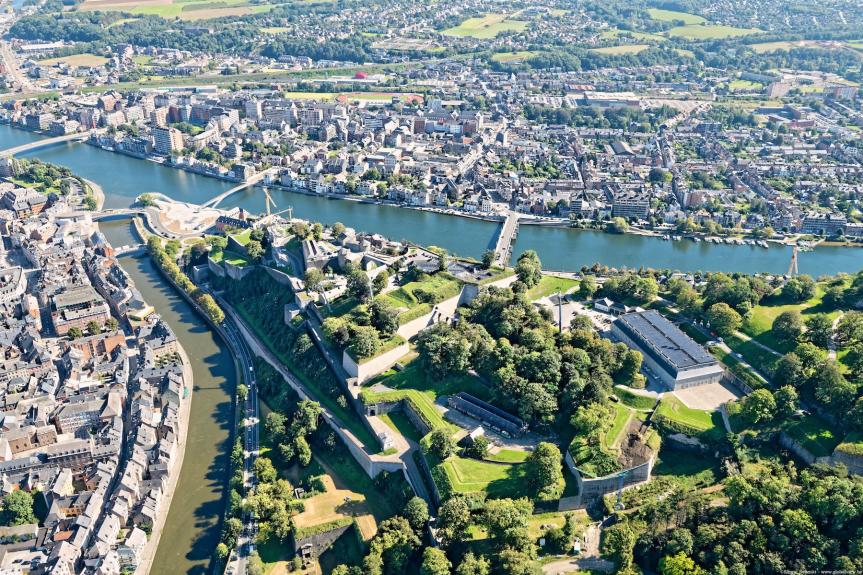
xmin=3 ymin=122 xmax=862 ymax=573
xmin=2 ymin=124 xmax=861 ymax=276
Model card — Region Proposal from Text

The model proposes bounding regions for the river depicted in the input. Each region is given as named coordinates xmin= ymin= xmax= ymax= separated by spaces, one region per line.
xmin=100 ymin=220 xmax=236 ymax=575
xmin=2 ymin=123 xmax=860 ymax=276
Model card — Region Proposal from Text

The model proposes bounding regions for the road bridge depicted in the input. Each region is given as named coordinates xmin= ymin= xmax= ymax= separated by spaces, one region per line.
xmin=492 ymin=210 xmax=520 ymax=267
xmin=0 ymin=130 xmax=94 ymax=157
xmin=202 ymin=167 xmax=278 ymax=209
xmin=114 ymin=244 xmax=146 ymax=257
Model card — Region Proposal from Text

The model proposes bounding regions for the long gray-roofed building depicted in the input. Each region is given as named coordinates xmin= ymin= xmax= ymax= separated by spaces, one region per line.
xmin=612 ymin=310 xmax=724 ymax=390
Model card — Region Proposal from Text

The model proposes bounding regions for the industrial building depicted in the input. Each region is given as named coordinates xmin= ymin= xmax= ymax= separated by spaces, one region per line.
xmin=612 ymin=310 xmax=724 ymax=390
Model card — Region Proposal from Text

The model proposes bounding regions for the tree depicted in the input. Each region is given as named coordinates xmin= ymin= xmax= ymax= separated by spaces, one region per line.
xmin=706 ymin=303 xmax=742 ymax=337
xmin=404 ymin=497 xmax=430 ymax=533
xmin=87 ymin=320 xmax=101 ymax=336
xmin=254 ymin=457 xmax=278 ymax=484
xmin=773 ymin=353 xmax=804 ymax=388
xmin=804 ymin=313 xmax=834 ymax=349
xmin=524 ymin=442 xmax=564 ymax=501
xmin=438 ymin=250 xmax=449 ymax=272
xmin=291 ymin=221 xmax=309 ymax=238
xmin=428 ymin=429 xmax=455 ymax=460
xmin=215 ymin=542 xmax=229 ymax=563
xmin=416 ymin=323 xmax=471 ymax=378
xmin=482 ymin=498 xmax=533 ymax=553
xmin=497 ymin=549 xmax=541 ymax=575
xmin=369 ymin=299 xmax=399 ymax=336
xmin=606 ymin=217 xmax=629 ymax=234
xmin=463 ymin=435 xmax=490 ymax=459
xmin=346 ymin=267 xmax=372 ymax=301
xmin=781 ymin=275 xmax=816 ymax=303
xmin=601 ymin=520 xmax=641 ymax=570
xmin=246 ymin=239 xmax=264 ymax=262
xmin=579 ymin=275 xmax=598 ymax=299
xmin=772 ymin=310 xmax=804 ymax=347
xmin=741 ymin=389 xmax=776 ymax=424
xmin=813 ymin=361 xmax=856 ymax=413
xmin=237 ymin=384 xmax=248 ymax=403
xmin=105 ymin=317 xmax=119 ymax=331
xmin=774 ymin=385 xmax=799 ymax=418
xmin=420 ymin=547 xmax=452 ymax=575
xmin=481 ymin=249 xmax=495 ymax=269
xmin=837 ymin=312 xmax=863 ymax=347
xmin=617 ymin=349 xmax=643 ymax=384
xmin=304 ymin=268 xmax=324 ymax=292
xmin=0 ymin=490 xmax=36 ymax=526
xmin=332 ymin=222 xmax=346 ymax=236
xmin=312 ymin=222 xmax=323 ymax=240
xmin=372 ymin=269 xmax=389 ymax=294
xmin=67 ymin=327 xmax=83 ymax=339
xmin=247 ymin=551 xmax=265 ymax=575
xmin=659 ymin=552 xmax=703 ymax=575
xmin=348 ymin=325 xmax=380 ymax=359
xmin=515 ymin=250 xmax=542 ymax=288
xmin=456 ymin=552 xmax=490 ymax=575
xmin=437 ymin=496 xmax=471 ymax=547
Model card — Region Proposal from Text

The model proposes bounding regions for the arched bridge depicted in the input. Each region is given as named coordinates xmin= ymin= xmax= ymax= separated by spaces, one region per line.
xmin=203 ymin=167 xmax=279 ymax=209
xmin=0 ymin=130 xmax=96 ymax=157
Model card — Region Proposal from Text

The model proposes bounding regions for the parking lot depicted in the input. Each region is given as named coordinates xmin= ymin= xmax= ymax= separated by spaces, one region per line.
xmin=673 ymin=381 xmax=741 ymax=411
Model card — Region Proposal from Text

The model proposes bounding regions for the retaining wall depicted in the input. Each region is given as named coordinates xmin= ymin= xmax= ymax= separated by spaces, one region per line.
xmin=342 ymin=342 xmax=410 ymax=384
xmin=564 ymin=451 xmax=653 ymax=502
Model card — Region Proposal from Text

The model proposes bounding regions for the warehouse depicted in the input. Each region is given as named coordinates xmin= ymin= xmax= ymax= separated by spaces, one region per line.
xmin=612 ymin=310 xmax=724 ymax=390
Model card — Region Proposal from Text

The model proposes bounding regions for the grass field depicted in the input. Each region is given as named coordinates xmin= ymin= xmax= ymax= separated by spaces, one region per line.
xmin=38 ymin=53 xmax=109 ymax=67
xmin=378 ymin=411 xmax=423 ymax=443
xmin=443 ymin=13 xmax=528 ymax=39
xmin=79 ymin=0 xmax=275 ymax=20
xmin=376 ymin=273 xmax=462 ymax=323
xmin=600 ymin=28 xmax=666 ymax=42
xmin=654 ymin=395 xmax=725 ymax=442
xmin=491 ymin=50 xmax=537 ymax=63
xmin=613 ymin=386 xmax=657 ymax=411
xmin=437 ymin=455 xmax=527 ymax=499
xmin=484 ymin=448 xmax=531 ymax=464
xmin=667 ymin=24 xmax=762 ymax=39
xmin=728 ymin=79 xmax=763 ymax=91
xmin=590 ymin=44 xmax=650 ymax=55
xmin=605 ymin=403 xmax=634 ymax=448
xmin=784 ymin=415 xmax=841 ymax=458
xmin=652 ymin=445 xmax=721 ymax=490
xmin=647 ymin=8 xmax=706 ymax=25
xmin=741 ymin=282 xmax=843 ymax=353
xmin=526 ymin=275 xmax=578 ymax=301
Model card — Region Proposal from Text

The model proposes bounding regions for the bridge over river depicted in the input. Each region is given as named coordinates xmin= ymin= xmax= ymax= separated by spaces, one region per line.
xmin=0 ymin=129 xmax=97 ymax=157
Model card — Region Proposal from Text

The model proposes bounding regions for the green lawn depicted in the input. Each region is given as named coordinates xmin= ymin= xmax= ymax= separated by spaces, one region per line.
xmin=742 ymin=282 xmax=844 ymax=353
xmin=709 ymin=342 xmax=770 ymax=389
xmin=728 ymin=79 xmax=763 ymax=91
xmin=590 ymin=44 xmax=650 ymax=55
xmin=605 ymin=403 xmax=633 ymax=448
xmin=376 ymin=272 xmax=462 ymax=323
xmin=484 ymin=449 xmax=531 ymax=464
xmin=835 ymin=432 xmax=863 ymax=456
xmin=613 ymin=386 xmax=658 ymax=411
xmin=783 ymin=415 xmax=841 ymax=458
xmin=361 ymin=358 xmax=490 ymax=434
xmin=647 ymin=7 xmax=706 ymax=25
xmin=653 ymin=395 xmax=725 ymax=442
xmin=652 ymin=445 xmax=721 ymax=490
xmin=38 ymin=53 xmax=109 ymax=67
xmin=600 ymin=28 xmax=667 ymax=42
xmin=526 ymin=275 xmax=578 ymax=301
xmin=490 ymin=50 xmax=537 ymax=63
xmin=443 ymin=13 xmax=528 ymax=39
xmin=436 ymin=455 xmax=528 ymax=499
xmin=378 ymin=411 xmax=423 ymax=443
xmin=667 ymin=24 xmax=762 ymax=39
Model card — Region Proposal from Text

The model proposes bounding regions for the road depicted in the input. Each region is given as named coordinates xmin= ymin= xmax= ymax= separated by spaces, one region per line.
xmin=0 ymin=40 xmax=37 ymax=92
xmin=220 ymin=308 xmax=261 ymax=575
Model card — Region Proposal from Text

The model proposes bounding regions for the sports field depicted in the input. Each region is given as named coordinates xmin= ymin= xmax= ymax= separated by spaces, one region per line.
xmin=443 ymin=13 xmax=528 ymax=39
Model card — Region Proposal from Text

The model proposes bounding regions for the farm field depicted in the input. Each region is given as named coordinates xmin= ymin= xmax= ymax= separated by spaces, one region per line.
xmin=78 ymin=0 xmax=277 ymax=20
xmin=491 ymin=50 xmax=537 ymax=63
xmin=590 ymin=44 xmax=650 ymax=55
xmin=38 ymin=53 xmax=109 ymax=67
xmin=443 ymin=13 xmax=528 ymax=39
xmin=647 ymin=8 xmax=706 ymax=25
xmin=667 ymin=24 xmax=763 ymax=39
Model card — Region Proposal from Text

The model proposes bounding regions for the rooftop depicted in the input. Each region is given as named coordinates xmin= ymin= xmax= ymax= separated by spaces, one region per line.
xmin=614 ymin=310 xmax=717 ymax=373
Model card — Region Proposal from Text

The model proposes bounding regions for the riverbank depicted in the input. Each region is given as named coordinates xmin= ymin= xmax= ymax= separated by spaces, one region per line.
xmin=95 ymin=220 xmax=195 ymax=575
xmin=134 ymin=344 xmax=195 ymax=575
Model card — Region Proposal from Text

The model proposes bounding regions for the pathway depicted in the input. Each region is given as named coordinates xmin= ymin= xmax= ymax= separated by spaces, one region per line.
xmin=828 ymin=312 xmax=844 ymax=360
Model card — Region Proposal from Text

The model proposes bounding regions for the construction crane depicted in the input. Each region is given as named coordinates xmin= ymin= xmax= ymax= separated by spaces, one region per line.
xmin=787 ymin=245 xmax=799 ymax=276
xmin=263 ymin=187 xmax=277 ymax=216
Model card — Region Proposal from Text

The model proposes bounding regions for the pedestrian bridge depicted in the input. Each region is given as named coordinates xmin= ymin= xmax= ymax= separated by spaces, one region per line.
xmin=0 ymin=130 xmax=94 ymax=157
xmin=202 ymin=167 xmax=278 ymax=209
